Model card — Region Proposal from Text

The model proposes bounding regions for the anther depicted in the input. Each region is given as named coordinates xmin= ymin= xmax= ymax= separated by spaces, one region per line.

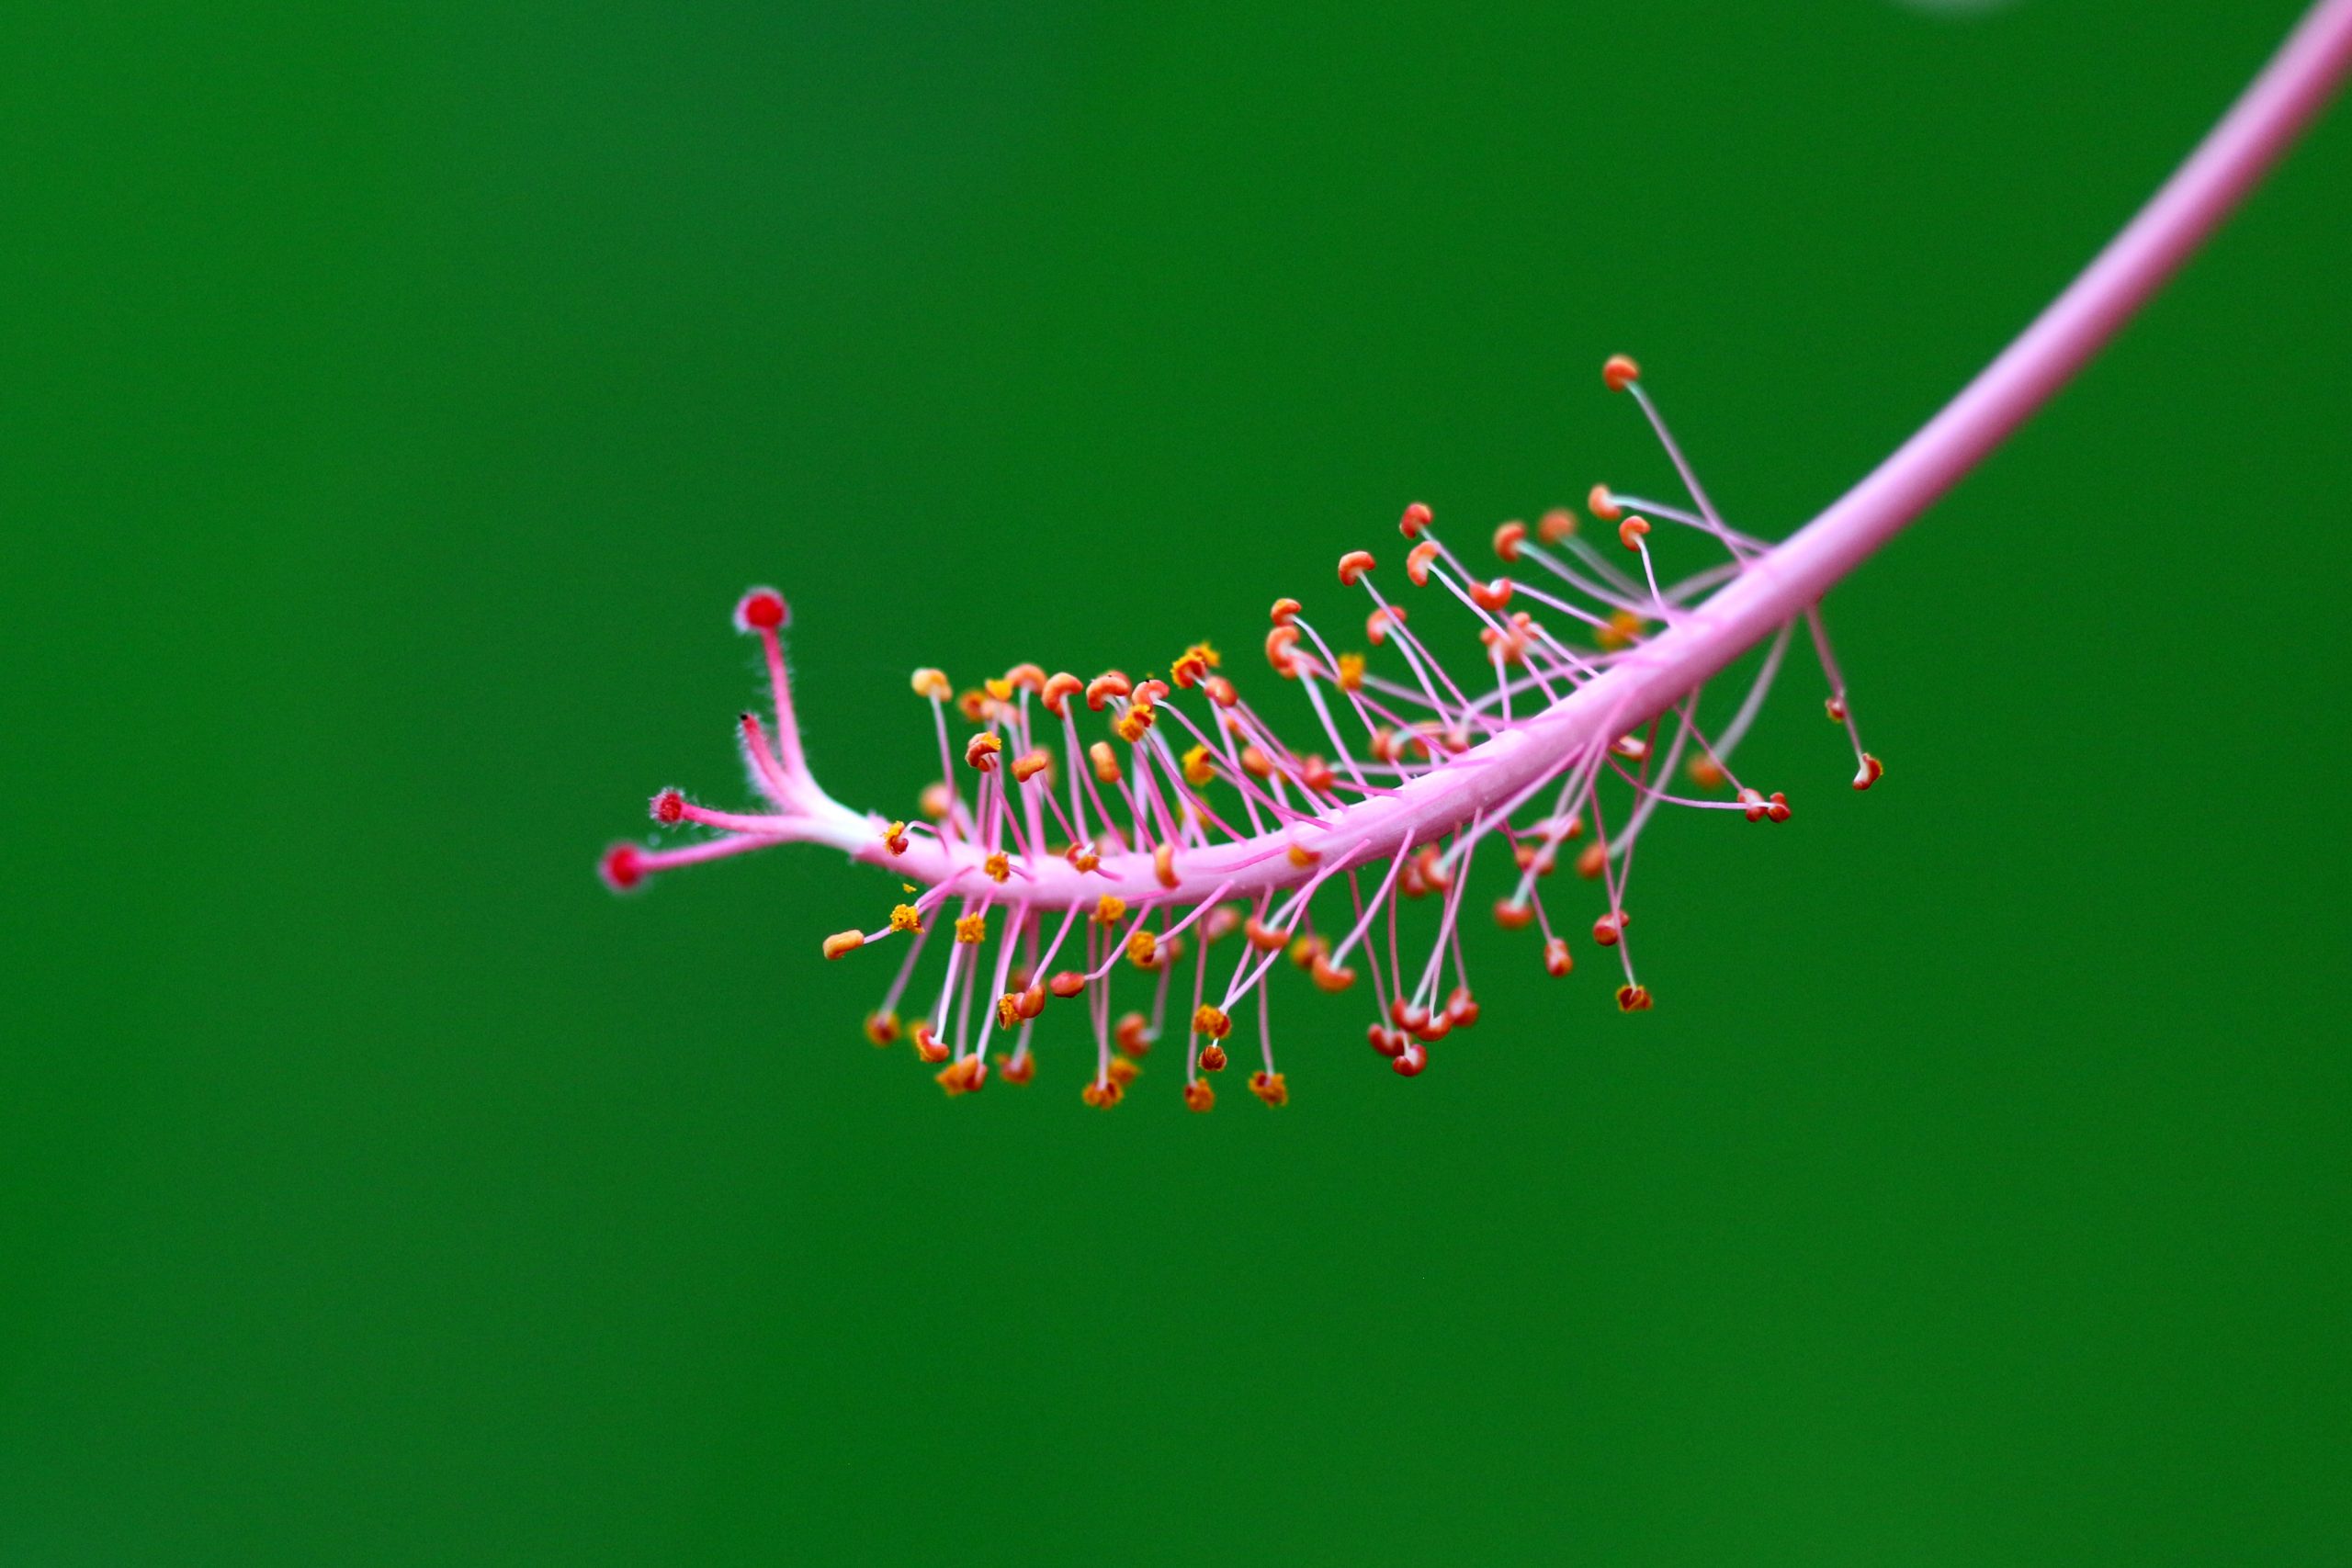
xmin=1200 ymin=1042 xmax=1228 ymax=1072
xmin=1367 ymin=1024 xmax=1408 ymax=1058
xmin=1248 ymin=1070 xmax=1288 ymax=1107
xmin=965 ymin=732 xmax=1002 ymax=772
xmin=1095 ymin=894 xmax=1126 ymax=926
xmin=1205 ymin=675 xmax=1238 ymax=707
xmin=1689 ymin=757 xmax=1725 ymax=790
xmin=911 ymin=1022 xmax=950 ymax=1063
xmin=1183 ymin=1080 xmax=1216 ymax=1112
xmin=984 ymin=852 xmax=1010 ymax=883
xmin=650 ymin=789 xmax=686 ymax=825
xmin=1366 ymin=604 xmax=1406 ymax=645
xmin=1602 ymin=353 xmax=1641 ymax=391
xmin=1018 ymin=982 xmax=1046 ymax=1019
xmin=889 ymin=903 xmax=922 ymax=933
xmin=1154 ymin=843 xmax=1180 ymax=889
xmin=1193 ymin=1004 xmax=1232 ymax=1040
xmin=1309 ymin=956 xmax=1356 ymax=993
xmin=1085 ymin=671 xmax=1132 ymax=711
xmin=1244 ymin=916 xmax=1286 ymax=953
xmin=1854 ymin=753 xmax=1885 ymax=791
xmin=1089 ymin=740 xmax=1122 ymax=784
xmin=1182 ymin=745 xmax=1216 ymax=786
xmin=1001 ymin=1053 xmax=1035 ymax=1086
xmin=1067 ymin=842 xmax=1101 ymax=874
xmin=1287 ymin=842 xmax=1321 ymax=868
xmin=1468 ymin=577 xmax=1514 ymax=612
xmin=1445 ymin=986 xmax=1480 ymax=1027
xmin=1826 ymin=694 xmax=1849 ymax=723
xmin=910 ymin=668 xmax=951 ymax=700
xmin=1592 ymin=911 xmax=1627 ymax=947
xmin=1399 ymin=501 xmax=1433 ymax=539
xmin=882 ymin=819 xmax=910 ymax=853
xmin=1115 ymin=1013 xmax=1151 ymax=1057
xmin=1406 ymin=540 xmax=1440 ymax=586
xmin=1588 ymin=485 xmax=1623 ymax=524
xmin=1080 ymin=1079 xmax=1125 ymax=1109
xmin=1338 ymin=549 xmax=1376 ymax=586
xmin=1048 ymin=970 xmax=1086 ymax=998
xmin=1126 ymin=929 xmax=1158 ymax=967
xmin=1394 ymin=1042 xmax=1428 ymax=1077
xmin=1265 ymin=624 xmax=1302 ymax=677
xmin=956 ymin=913 xmax=987 ymax=944
xmin=865 ymin=1010 xmax=900 ymax=1046
xmin=1544 ymin=937 xmax=1573 ymax=977
xmin=1618 ymin=515 xmax=1651 ymax=551
xmin=1493 ymin=520 xmax=1527 ymax=561
xmin=1539 ymin=508 xmax=1577 ymax=543
xmin=1494 ymin=898 xmax=1535 ymax=931
xmin=996 ymin=993 xmax=1022 ymax=1030
xmin=1012 ymin=750 xmax=1051 ymax=784
xmin=822 ymin=930 xmax=864 ymax=960
xmin=1041 ymin=671 xmax=1082 ymax=716
xmin=1106 ymin=1056 xmax=1139 ymax=1088
xmin=1616 ymin=984 xmax=1654 ymax=1012
xmin=1271 ymin=597 xmax=1302 ymax=626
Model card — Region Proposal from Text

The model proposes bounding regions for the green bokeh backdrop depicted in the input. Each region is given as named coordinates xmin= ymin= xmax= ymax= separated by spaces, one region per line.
xmin=5 ymin=2 xmax=2346 ymax=1562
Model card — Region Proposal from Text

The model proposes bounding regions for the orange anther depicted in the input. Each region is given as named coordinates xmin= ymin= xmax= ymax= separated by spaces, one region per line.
xmin=865 ymin=1010 xmax=900 ymax=1046
xmin=1115 ymin=1011 xmax=1151 ymax=1057
xmin=1239 ymin=745 xmax=1272 ymax=779
xmin=1085 ymin=671 xmax=1131 ymax=711
xmin=1854 ymin=753 xmax=1884 ymax=791
xmin=1599 ymin=607 xmax=1645 ymax=649
xmin=1587 ymin=484 xmax=1623 ymax=523
xmin=1398 ymin=501 xmax=1432 ymax=538
xmin=1539 ymin=507 xmax=1577 ymax=543
xmin=911 ymin=1021 xmax=949 ymax=1064
xmin=1106 ymin=1055 xmax=1139 ymax=1088
xmin=1271 ymin=597 xmax=1302 ymax=626
xmin=1333 ymin=651 xmax=1364 ymax=691
xmin=1095 ymin=894 xmax=1126 ymax=926
xmin=910 ymin=668 xmax=952 ymax=700
xmin=1618 ymin=515 xmax=1651 ymax=551
xmin=1544 ymin=937 xmax=1573 ymax=976
xmin=1338 ymin=549 xmax=1376 ymax=586
xmin=1689 ymin=756 xmax=1725 ymax=790
xmin=1602 ymin=353 xmax=1641 ymax=391
xmin=1199 ymin=1042 xmax=1228 ymax=1072
xmin=1154 ymin=843 xmax=1179 ymax=889
xmin=983 ymin=851 xmax=1010 ymax=883
xmin=1080 ymin=1078 xmax=1125 ymax=1109
xmin=1089 ymin=740 xmax=1122 ymax=784
xmin=1248 ymin=1070 xmax=1288 ymax=1107
xmin=996 ymin=992 xmax=1022 ymax=1030
xmin=882 ymin=819 xmax=910 ymax=854
xmin=1205 ymin=675 xmax=1238 ymax=707
xmin=1264 ymin=624 xmax=1302 ymax=677
xmin=1577 ymin=840 xmax=1609 ymax=880
xmin=1193 ymin=1004 xmax=1231 ymax=1040
xmin=1367 ymin=1023 xmax=1407 ymax=1058
xmin=1243 ymin=915 xmax=1285 ymax=953
xmin=1512 ymin=842 xmax=1555 ymax=876
xmin=1300 ymin=755 xmax=1336 ymax=795
xmin=1012 ymin=750 xmax=1052 ymax=784
xmin=1289 ymin=934 xmax=1327 ymax=971
xmin=965 ymin=732 xmax=1002 ymax=772
xmin=1406 ymin=539 xmax=1440 ymax=586
xmin=956 ymin=913 xmax=988 ymax=944
xmin=1309 ymin=956 xmax=1355 ymax=993
xmin=1066 ymin=842 xmax=1101 ymax=874
xmin=1616 ymin=983 xmax=1653 ymax=1011
xmin=1041 ymin=671 xmax=1083 ymax=716
xmin=957 ymin=689 xmax=989 ymax=723
xmin=1493 ymin=519 xmax=1528 ymax=561
xmin=984 ymin=676 xmax=1014 ymax=702
xmin=1286 ymin=842 xmax=1320 ymax=868
xmin=1494 ymin=898 xmax=1535 ymax=931
xmin=1366 ymin=604 xmax=1406 ymax=645
xmin=1182 ymin=1080 xmax=1216 ymax=1112
xmin=1048 ymin=970 xmax=1086 ymax=998
xmin=1182 ymin=744 xmax=1216 ymax=786
xmin=822 ymin=930 xmax=865 ymax=960
xmin=1204 ymin=906 xmax=1241 ymax=944
xmin=1126 ymin=928 xmax=1158 ymax=967
xmin=1826 ymin=694 xmax=1849 ymax=723
xmin=1114 ymin=708 xmax=1151 ymax=743
xmin=1592 ymin=910 xmax=1626 ymax=947
xmin=1018 ymin=982 xmax=1047 ymax=1019
xmin=1445 ymin=986 xmax=1480 ymax=1028
xmin=1001 ymin=1052 xmax=1035 ymax=1086
xmin=1468 ymin=577 xmax=1514 ymax=612
xmin=889 ymin=903 xmax=922 ymax=936
xmin=1004 ymin=662 xmax=1046 ymax=694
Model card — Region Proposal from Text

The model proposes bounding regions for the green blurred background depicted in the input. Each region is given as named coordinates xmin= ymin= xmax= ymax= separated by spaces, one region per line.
xmin=5 ymin=1 xmax=2346 ymax=1562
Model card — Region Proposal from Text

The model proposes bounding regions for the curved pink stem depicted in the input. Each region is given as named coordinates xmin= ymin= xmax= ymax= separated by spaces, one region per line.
xmin=816 ymin=0 xmax=2352 ymax=909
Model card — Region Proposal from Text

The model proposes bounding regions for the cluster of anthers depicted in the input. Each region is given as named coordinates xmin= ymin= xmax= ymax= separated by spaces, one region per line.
xmin=600 ymin=356 xmax=1882 ymax=1111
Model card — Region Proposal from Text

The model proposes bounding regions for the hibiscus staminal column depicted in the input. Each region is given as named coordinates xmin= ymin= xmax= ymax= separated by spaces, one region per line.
xmin=599 ymin=0 xmax=2352 ymax=1108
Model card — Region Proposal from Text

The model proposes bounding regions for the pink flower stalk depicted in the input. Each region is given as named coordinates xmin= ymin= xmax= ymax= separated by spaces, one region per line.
xmin=602 ymin=0 xmax=2352 ymax=1109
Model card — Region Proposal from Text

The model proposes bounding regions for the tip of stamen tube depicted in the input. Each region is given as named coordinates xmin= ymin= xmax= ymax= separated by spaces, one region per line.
xmin=734 ymin=587 xmax=789 ymax=633
xmin=1602 ymin=354 xmax=1641 ymax=392
xmin=650 ymin=788 xmax=686 ymax=825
